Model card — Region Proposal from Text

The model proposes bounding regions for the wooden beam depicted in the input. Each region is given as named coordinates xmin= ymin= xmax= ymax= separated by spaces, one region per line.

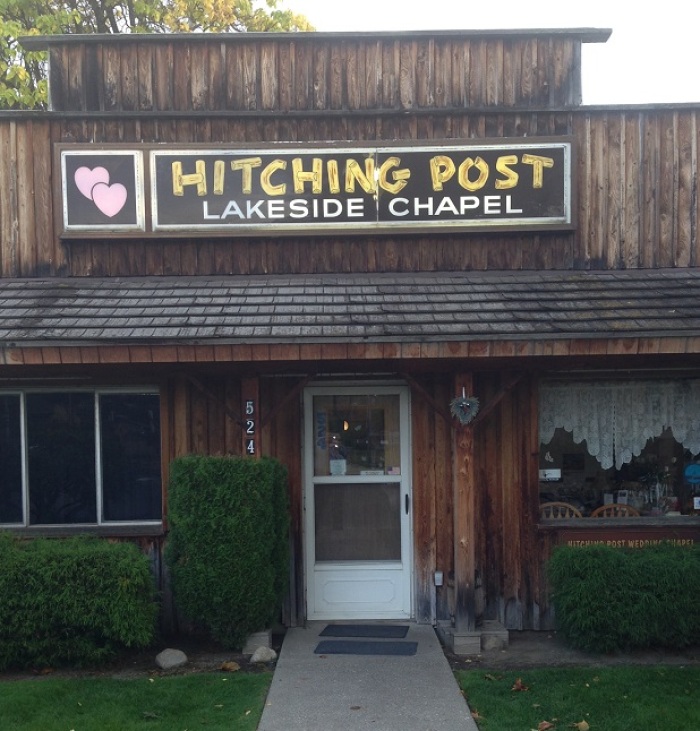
xmin=402 ymin=372 xmax=452 ymax=427
xmin=259 ymin=374 xmax=314 ymax=430
xmin=469 ymin=372 xmax=523 ymax=428
xmin=185 ymin=374 xmax=245 ymax=429
xmin=452 ymin=372 xmax=476 ymax=633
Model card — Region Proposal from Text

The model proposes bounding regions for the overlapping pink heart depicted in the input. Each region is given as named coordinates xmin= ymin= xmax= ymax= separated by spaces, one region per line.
xmin=74 ymin=166 xmax=128 ymax=218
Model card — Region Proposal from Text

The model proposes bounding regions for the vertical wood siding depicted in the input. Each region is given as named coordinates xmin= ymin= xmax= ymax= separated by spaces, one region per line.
xmin=410 ymin=375 xmax=455 ymax=624
xmin=45 ymin=36 xmax=582 ymax=113
xmin=1 ymin=110 xmax=699 ymax=278
xmin=474 ymin=373 xmax=540 ymax=629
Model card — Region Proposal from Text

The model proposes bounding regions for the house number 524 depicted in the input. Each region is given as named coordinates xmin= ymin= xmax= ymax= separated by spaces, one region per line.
xmin=245 ymin=400 xmax=256 ymax=455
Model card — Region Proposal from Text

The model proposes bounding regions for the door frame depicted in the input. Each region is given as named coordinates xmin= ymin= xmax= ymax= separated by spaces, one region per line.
xmin=302 ymin=381 xmax=414 ymax=621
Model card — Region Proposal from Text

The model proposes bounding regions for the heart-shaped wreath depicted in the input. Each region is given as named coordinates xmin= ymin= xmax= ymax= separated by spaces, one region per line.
xmin=449 ymin=395 xmax=480 ymax=425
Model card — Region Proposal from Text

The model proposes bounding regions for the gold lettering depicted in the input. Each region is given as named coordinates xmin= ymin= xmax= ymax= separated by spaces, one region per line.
xmin=495 ymin=155 xmax=519 ymax=190
xmin=213 ymin=160 xmax=225 ymax=195
xmin=172 ymin=160 xmax=207 ymax=196
xmin=458 ymin=157 xmax=489 ymax=191
xmin=327 ymin=160 xmax=340 ymax=194
xmin=521 ymin=154 xmax=554 ymax=188
xmin=429 ymin=155 xmax=455 ymax=191
xmin=230 ymin=157 xmax=263 ymax=194
xmin=260 ymin=159 xmax=287 ymax=196
xmin=345 ymin=157 xmax=376 ymax=194
xmin=378 ymin=157 xmax=411 ymax=194
xmin=292 ymin=157 xmax=323 ymax=194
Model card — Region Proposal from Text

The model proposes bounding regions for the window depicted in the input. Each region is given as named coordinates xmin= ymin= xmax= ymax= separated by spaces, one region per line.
xmin=539 ymin=379 xmax=700 ymax=517
xmin=0 ymin=390 xmax=161 ymax=527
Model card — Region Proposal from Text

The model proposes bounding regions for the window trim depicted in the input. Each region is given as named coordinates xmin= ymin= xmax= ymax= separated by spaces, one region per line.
xmin=0 ymin=387 xmax=163 ymax=530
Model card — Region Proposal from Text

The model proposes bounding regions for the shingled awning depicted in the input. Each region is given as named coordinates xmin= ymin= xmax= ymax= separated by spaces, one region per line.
xmin=0 ymin=269 xmax=698 ymax=348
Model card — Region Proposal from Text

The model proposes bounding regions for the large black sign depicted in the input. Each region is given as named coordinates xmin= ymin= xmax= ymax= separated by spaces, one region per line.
xmin=58 ymin=141 xmax=572 ymax=237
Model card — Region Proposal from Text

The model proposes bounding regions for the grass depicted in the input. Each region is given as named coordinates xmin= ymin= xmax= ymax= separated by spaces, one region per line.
xmin=0 ymin=671 xmax=272 ymax=731
xmin=457 ymin=665 xmax=700 ymax=731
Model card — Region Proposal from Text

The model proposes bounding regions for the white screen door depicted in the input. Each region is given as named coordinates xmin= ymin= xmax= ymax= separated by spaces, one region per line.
xmin=304 ymin=385 xmax=412 ymax=620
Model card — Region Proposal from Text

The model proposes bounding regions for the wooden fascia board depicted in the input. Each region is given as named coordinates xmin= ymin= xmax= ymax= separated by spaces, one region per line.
xmin=2 ymin=335 xmax=700 ymax=366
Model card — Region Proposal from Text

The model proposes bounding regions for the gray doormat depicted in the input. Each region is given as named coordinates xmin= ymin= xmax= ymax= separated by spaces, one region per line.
xmin=314 ymin=639 xmax=418 ymax=656
xmin=319 ymin=624 xmax=409 ymax=639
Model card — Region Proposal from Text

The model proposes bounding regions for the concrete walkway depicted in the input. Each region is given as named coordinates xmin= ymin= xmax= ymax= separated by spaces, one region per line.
xmin=257 ymin=622 xmax=478 ymax=731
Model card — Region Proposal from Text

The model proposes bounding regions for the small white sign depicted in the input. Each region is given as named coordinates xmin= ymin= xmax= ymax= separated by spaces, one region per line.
xmin=329 ymin=459 xmax=347 ymax=476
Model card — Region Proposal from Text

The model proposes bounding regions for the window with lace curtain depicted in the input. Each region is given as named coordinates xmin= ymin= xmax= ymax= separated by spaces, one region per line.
xmin=538 ymin=379 xmax=700 ymax=517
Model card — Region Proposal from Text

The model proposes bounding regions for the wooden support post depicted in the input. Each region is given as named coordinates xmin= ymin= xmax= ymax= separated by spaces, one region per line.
xmin=452 ymin=372 xmax=476 ymax=633
xmin=172 ymin=375 xmax=191 ymax=458
xmin=241 ymin=377 xmax=260 ymax=457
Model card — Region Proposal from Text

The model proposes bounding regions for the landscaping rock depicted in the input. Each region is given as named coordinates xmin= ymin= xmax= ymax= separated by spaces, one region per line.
xmin=250 ymin=646 xmax=277 ymax=664
xmin=155 ymin=648 xmax=188 ymax=670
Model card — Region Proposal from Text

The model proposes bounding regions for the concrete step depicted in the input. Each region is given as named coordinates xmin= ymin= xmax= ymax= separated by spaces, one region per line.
xmin=479 ymin=620 xmax=509 ymax=651
xmin=436 ymin=620 xmax=509 ymax=655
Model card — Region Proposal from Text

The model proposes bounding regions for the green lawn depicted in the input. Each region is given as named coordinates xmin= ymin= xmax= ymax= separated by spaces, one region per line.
xmin=457 ymin=665 xmax=700 ymax=731
xmin=0 ymin=671 xmax=272 ymax=731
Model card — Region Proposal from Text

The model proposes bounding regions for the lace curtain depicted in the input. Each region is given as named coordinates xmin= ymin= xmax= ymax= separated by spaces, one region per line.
xmin=539 ymin=380 xmax=700 ymax=469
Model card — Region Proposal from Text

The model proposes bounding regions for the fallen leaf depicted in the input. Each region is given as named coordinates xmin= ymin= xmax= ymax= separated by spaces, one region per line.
xmin=570 ymin=722 xmax=590 ymax=731
xmin=538 ymin=722 xmax=555 ymax=731
xmin=512 ymin=677 xmax=529 ymax=691
xmin=484 ymin=673 xmax=502 ymax=681
xmin=471 ymin=710 xmax=485 ymax=721
xmin=220 ymin=661 xmax=240 ymax=672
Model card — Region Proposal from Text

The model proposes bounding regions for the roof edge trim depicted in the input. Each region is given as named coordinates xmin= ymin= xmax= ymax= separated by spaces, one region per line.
xmin=19 ymin=27 xmax=612 ymax=51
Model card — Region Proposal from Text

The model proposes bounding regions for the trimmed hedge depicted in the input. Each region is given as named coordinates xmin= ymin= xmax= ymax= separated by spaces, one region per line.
xmin=165 ymin=455 xmax=289 ymax=649
xmin=0 ymin=534 xmax=157 ymax=670
xmin=548 ymin=543 xmax=700 ymax=653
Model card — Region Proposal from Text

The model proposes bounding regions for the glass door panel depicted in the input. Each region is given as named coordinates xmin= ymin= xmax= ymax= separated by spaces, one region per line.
xmin=314 ymin=482 xmax=401 ymax=561
xmin=312 ymin=394 xmax=401 ymax=477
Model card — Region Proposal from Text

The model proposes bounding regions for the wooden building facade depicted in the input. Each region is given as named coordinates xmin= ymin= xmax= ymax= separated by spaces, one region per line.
xmin=2 ymin=28 xmax=700 ymax=648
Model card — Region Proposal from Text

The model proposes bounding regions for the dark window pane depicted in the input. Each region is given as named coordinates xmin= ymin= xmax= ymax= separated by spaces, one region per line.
xmin=315 ymin=482 xmax=401 ymax=561
xmin=27 ymin=393 xmax=96 ymax=524
xmin=100 ymin=393 xmax=162 ymax=521
xmin=0 ymin=395 xmax=22 ymax=523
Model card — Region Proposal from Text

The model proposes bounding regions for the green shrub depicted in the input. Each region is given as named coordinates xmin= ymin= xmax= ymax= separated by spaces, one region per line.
xmin=548 ymin=543 xmax=700 ymax=653
xmin=0 ymin=534 xmax=157 ymax=670
xmin=165 ymin=455 xmax=289 ymax=649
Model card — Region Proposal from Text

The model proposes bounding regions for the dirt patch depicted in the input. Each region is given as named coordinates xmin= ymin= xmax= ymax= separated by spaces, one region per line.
xmin=0 ymin=634 xmax=283 ymax=683
xmin=2 ymin=629 xmax=698 ymax=682
xmin=443 ymin=630 xmax=700 ymax=672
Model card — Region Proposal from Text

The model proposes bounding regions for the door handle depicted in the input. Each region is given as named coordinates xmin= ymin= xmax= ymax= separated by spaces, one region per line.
xmin=405 ymin=494 xmax=410 ymax=514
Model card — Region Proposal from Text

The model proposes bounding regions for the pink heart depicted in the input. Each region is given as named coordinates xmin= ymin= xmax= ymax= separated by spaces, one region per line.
xmin=74 ymin=166 xmax=110 ymax=200
xmin=91 ymin=182 xmax=128 ymax=217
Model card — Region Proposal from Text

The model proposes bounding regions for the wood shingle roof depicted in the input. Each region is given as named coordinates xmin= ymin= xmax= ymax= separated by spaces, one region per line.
xmin=0 ymin=269 xmax=698 ymax=347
